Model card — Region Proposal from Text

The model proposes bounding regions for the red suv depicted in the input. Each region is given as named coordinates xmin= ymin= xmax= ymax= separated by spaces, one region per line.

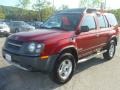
xmin=2 ymin=8 xmax=119 ymax=84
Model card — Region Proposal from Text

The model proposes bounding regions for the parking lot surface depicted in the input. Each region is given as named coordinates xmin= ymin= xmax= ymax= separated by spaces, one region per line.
xmin=0 ymin=37 xmax=120 ymax=90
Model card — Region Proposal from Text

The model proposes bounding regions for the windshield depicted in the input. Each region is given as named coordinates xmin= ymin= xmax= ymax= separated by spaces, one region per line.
xmin=11 ymin=21 xmax=29 ymax=26
xmin=41 ymin=13 xmax=81 ymax=31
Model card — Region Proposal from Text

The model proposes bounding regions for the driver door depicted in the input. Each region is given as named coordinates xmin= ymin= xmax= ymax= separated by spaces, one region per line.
xmin=76 ymin=14 xmax=99 ymax=58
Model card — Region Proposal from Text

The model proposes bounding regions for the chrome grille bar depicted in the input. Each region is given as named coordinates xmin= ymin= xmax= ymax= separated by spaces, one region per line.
xmin=8 ymin=42 xmax=22 ymax=47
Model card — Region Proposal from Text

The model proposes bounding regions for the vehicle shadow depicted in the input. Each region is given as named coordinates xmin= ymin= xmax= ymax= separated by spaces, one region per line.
xmin=0 ymin=57 xmax=107 ymax=90
xmin=75 ymin=57 xmax=106 ymax=74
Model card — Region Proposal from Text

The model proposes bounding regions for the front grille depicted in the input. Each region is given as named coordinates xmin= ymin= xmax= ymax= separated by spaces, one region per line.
xmin=5 ymin=39 xmax=24 ymax=52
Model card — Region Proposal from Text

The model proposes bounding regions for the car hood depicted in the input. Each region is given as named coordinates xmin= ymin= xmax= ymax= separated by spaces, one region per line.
xmin=22 ymin=25 xmax=35 ymax=29
xmin=9 ymin=29 xmax=74 ymax=43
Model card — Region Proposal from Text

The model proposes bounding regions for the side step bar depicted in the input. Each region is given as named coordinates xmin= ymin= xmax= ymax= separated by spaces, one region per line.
xmin=77 ymin=50 xmax=107 ymax=64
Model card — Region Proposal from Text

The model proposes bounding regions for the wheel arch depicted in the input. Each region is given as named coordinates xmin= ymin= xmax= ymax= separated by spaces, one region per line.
xmin=110 ymin=36 xmax=118 ymax=45
xmin=59 ymin=46 xmax=78 ymax=63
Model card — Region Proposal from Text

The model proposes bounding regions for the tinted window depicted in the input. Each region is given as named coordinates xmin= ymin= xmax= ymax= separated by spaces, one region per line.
xmin=105 ymin=14 xmax=118 ymax=26
xmin=98 ymin=15 xmax=106 ymax=28
xmin=82 ymin=16 xmax=96 ymax=30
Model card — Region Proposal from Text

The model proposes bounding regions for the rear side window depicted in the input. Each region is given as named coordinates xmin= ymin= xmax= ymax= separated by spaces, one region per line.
xmin=82 ymin=15 xmax=96 ymax=30
xmin=98 ymin=15 xmax=106 ymax=28
xmin=105 ymin=14 xmax=118 ymax=26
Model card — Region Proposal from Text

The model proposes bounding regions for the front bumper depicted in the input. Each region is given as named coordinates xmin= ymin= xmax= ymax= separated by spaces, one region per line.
xmin=2 ymin=50 xmax=58 ymax=73
xmin=0 ymin=31 xmax=10 ymax=36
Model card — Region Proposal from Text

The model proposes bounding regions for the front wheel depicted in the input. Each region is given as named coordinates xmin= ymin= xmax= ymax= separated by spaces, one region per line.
xmin=50 ymin=53 xmax=76 ymax=84
xmin=103 ymin=40 xmax=116 ymax=60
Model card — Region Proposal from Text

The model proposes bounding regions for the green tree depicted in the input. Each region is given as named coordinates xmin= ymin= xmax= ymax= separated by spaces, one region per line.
xmin=41 ymin=7 xmax=54 ymax=21
xmin=110 ymin=9 xmax=120 ymax=24
xmin=59 ymin=5 xmax=69 ymax=10
xmin=0 ymin=8 xmax=5 ymax=19
xmin=79 ymin=0 xmax=101 ymax=8
xmin=32 ymin=0 xmax=52 ymax=21
xmin=16 ymin=0 xmax=31 ymax=18
xmin=17 ymin=0 xmax=30 ymax=9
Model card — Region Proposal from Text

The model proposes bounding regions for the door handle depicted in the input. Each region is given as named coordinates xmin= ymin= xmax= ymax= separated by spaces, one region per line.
xmin=96 ymin=33 xmax=100 ymax=37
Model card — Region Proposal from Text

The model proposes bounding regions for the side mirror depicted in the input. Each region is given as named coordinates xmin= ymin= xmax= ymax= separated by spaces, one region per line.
xmin=80 ymin=26 xmax=89 ymax=32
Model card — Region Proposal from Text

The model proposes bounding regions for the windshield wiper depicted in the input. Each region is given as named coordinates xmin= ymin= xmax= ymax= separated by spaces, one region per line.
xmin=40 ymin=26 xmax=67 ymax=31
xmin=40 ymin=26 xmax=49 ymax=29
xmin=50 ymin=27 xmax=67 ymax=31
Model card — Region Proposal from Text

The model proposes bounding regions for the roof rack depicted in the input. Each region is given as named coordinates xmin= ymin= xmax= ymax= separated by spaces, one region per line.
xmin=59 ymin=8 xmax=98 ymax=14
xmin=85 ymin=8 xmax=97 ymax=13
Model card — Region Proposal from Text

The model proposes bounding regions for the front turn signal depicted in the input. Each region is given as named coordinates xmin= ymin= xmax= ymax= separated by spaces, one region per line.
xmin=40 ymin=56 xmax=49 ymax=60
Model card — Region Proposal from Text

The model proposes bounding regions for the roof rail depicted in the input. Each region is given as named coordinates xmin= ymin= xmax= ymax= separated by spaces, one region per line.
xmin=85 ymin=8 xmax=97 ymax=13
xmin=58 ymin=8 xmax=98 ymax=14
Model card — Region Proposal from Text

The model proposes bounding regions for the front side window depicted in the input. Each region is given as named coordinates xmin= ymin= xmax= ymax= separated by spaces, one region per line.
xmin=41 ymin=14 xmax=81 ymax=31
xmin=81 ymin=15 xmax=96 ymax=30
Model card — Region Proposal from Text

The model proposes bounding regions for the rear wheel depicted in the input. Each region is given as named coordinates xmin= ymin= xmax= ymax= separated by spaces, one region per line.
xmin=103 ymin=40 xmax=116 ymax=60
xmin=50 ymin=53 xmax=76 ymax=84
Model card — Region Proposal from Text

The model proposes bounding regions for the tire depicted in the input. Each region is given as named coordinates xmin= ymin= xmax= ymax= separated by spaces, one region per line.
xmin=103 ymin=40 xmax=116 ymax=60
xmin=50 ymin=53 xmax=76 ymax=84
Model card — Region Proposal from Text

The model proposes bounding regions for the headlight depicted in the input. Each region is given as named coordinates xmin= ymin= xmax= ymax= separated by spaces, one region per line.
xmin=28 ymin=43 xmax=36 ymax=52
xmin=28 ymin=43 xmax=44 ymax=53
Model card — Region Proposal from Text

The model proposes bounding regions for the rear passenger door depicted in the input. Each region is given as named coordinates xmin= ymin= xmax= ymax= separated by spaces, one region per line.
xmin=96 ymin=15 xmax=110 ymax=49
